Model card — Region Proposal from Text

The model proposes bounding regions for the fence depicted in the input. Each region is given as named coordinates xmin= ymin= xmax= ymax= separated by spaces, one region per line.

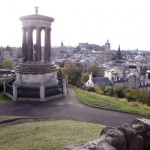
xmin=45 ymin=85 xmax=63 ymax=97
xmin=17 ymin=86 xmax=40 ymax=98
xmin=5 ymin=83 xmax=13 ymax=96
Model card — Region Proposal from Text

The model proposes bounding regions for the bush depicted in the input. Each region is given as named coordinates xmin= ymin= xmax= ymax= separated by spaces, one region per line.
xmin=103 ymin=86 xmax=114 ymax=96
xmin=115 ymin=86 xmax=125 ymax=98
xmin=124 ymin=88 xmax=138 ymax=101
xmin=94 ymin=85 xmax=103 ymax=94
xmin=137 ymin=90 xmax=150 ymax=105
xmin=87 ymin=87 xmax=95 ymax=92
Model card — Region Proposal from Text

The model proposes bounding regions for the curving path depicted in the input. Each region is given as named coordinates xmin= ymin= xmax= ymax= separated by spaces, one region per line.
xmin=0 ymin=90 xmax=141 ymax=126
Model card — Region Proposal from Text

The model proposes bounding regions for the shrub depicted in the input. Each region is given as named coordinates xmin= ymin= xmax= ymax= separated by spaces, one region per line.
xmin=137 ymin=90 xmax=150 ymax=105
xmin=124 ymin=88 xmax=137 ymax=101
xmin=87 ymin=87 xmax=95 ymax=92
xmin=103 ymin=86 xmax=114 ymax=96
xmin=94 ymin=85 xmax=103 ymax=94
xmin=114 ymin=86 xmax=125 ymax=98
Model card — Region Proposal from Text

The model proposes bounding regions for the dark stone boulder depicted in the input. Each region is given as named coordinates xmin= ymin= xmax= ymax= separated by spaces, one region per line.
xmin=101 ymin=128 xmax=126 ymax=150
xmin=143 ymin=132 xmax=150 ymax=150
xmin=117 ymin=123 xmax=137 ymax=142
xmin=100 ymin=126 xmax=115 ymax=136
xmin=128 ymin=134 xmax=143 ymax=150
xmin=60 ymin=118 xmax=150 ymax=150
xmin=96 ymin=140 xmax=117 ymax=150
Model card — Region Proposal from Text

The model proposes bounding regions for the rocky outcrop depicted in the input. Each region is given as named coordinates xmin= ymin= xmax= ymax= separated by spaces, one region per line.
xmin=61 ymin=117 xmax=150 ymax=150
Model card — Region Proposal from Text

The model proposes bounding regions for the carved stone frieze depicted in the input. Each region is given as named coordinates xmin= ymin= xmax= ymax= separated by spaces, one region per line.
xmin=22 ymin=20 xmax=51 ymax=28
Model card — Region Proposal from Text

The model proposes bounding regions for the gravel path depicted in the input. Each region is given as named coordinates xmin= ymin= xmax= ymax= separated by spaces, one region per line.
xmin=0 ymin=90 xmax=141 ymax=126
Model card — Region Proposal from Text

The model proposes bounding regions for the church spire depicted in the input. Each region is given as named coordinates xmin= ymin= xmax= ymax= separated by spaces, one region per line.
xmin=61 ymin=40 xmax=63 ymax=47
xmin=118 ymin=45 xmax=120 ymax=52
xmin=117 ymin=45 xmax=122 ymax=60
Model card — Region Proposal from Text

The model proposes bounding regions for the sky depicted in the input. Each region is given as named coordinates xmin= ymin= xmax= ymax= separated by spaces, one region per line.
xmin=0 ymin=0 xmax=150 ymax=50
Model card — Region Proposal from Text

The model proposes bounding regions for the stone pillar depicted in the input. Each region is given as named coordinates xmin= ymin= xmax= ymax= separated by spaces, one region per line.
xmin=36 ymin=27 xmax=41 ymax=61
xmin=3 ymin=82 xmax=6 ymax=93
xmin=22 ymin=27 xmax=27 ymax=62
xmin=13 ymin=84 xmax=17 ymax=100
xmin=27 ymin=28 xmax=33 ymax=61
xmin=44 ymin=27 xmax=51 ymax=61
xmin=40 ymin=84 xmax=45 ymax=101
xmin=62 ymin=79 xmax=67 ymax=96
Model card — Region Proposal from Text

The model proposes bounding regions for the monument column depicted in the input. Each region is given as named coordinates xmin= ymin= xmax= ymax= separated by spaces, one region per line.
xmin=44 ymin=27 xmax=51 ymax=61
xmin=27 ymin=28 xmax=33 ymax=61
xmin=36 ymin=27 xmax=41 ymax=61
xmin=22 ymin=27 xmax=27 ymax=62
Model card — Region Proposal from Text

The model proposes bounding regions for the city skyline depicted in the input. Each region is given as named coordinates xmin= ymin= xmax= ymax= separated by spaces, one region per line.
xmin=0 ymin=0 xmax=150 ymax=50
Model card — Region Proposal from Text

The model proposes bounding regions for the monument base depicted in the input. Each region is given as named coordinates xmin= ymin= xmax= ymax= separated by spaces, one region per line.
xmin=4 ymin=62 xmax=68 ymax=101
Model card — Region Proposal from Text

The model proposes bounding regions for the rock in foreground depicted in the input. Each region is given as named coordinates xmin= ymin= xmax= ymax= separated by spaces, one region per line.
xmin=61 ymin=117 xmax=150 ymax=150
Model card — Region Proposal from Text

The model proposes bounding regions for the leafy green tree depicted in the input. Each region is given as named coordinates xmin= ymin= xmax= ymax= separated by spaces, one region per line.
xmin=57 ymin=68 xmax=64 ymax=79
xmin=87 ymin=65 xmax=99 ymax=77
xmin=61 ymin=66 xmax=82 ymax=85
xmin=2 ymin=59 xmax=14 ymax=69
xmin=81 ymin=73 xmax=89 ymax=83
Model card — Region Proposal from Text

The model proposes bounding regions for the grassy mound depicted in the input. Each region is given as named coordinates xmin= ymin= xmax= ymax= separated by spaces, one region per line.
xmin=0 ymin=120 xmax=104 ymax=150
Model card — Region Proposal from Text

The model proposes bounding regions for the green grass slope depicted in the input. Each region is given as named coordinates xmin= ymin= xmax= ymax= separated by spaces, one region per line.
xmin=0 ymin=120 xmax=104 ymax=150
xmin=73 ymin=87 xmax=150 ymax=116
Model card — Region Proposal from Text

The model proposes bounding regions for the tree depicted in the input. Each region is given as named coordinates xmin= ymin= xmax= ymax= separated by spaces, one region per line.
xmin=61 ymin=66 xmax=82 ymax=85
xmin=81 ymin=73 xmax=89 ymax=83
xmin=2 ymin=59 xmax=14 ymax=70
xmin=88 ymin=65 xmax=99 ymax=77
xmin=57 ymin=68 xmax=64 ymax=79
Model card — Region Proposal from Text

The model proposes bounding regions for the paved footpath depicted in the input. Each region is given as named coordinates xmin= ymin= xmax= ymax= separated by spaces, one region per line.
xmin=0 ymin=90 xmax=141 ymax=126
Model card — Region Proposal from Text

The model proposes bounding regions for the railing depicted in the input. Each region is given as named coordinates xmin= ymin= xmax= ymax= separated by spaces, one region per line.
xmin=17 ymin=86 xmax=40 ymax=98
xmin=5 ymin=83 xmax=13 ymax=96
xmin=45 ymin=85 xmax=63 ymax=97
xmin=4 ymin=78 xmax=67 ymax=100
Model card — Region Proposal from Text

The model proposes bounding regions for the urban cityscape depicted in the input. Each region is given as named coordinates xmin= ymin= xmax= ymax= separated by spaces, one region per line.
xmin=1 ymin=39 xmax=150 ymax=90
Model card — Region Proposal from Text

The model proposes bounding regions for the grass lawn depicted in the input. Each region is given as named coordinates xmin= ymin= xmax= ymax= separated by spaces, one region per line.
xmin=73 ymin=87 xmax=150 ymax=116
xmin=0 ymin=92 xmax=10 ymax=103
xmin=0 ymin=120 xmax=104 ymax=150
xmin=0 ymin=116 xmax=20 ymax=122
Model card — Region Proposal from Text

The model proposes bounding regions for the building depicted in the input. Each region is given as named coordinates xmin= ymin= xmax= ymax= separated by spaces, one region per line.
xmin=85 ymin=73 xmax=112 ymax=89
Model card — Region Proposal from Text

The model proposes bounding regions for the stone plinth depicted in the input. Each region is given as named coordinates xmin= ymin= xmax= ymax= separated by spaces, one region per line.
xmin=15 ymin=62 xmax=58 ymax=86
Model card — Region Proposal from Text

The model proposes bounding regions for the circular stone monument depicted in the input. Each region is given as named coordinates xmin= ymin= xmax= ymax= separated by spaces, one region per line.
xmin=4 ymin=7 xmax=67 ymax=101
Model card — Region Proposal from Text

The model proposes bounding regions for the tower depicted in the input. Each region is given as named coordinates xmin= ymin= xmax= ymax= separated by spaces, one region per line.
xmin=104 ymin=40 xmax=111 ymax=63
xmin=105 ymin=40 xmax=111 ymax=51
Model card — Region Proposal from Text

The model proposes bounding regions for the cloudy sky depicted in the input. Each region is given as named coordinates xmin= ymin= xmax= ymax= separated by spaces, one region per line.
xmin=0 ymin=0 xmax=150 ymax=50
